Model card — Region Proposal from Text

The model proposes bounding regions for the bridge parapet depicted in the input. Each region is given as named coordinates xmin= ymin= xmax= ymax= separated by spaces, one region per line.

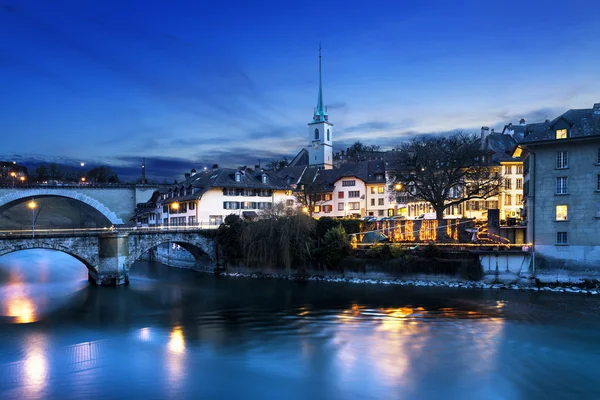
xmin=0 ymin=228 xmax=216 ymax=286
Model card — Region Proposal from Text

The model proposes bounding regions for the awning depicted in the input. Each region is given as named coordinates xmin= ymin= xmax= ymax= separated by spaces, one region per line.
xmin=242 ymin=211 xmax=259 ymax=219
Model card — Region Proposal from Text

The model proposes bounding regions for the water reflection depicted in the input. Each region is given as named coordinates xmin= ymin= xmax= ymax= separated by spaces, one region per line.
xmin=166 ymin=326 xmax=186 ymax=392
xmin=1 ymin=254 xmax=600 ymax=399
xmin=23 ymin=334 xmax=49 ymax=397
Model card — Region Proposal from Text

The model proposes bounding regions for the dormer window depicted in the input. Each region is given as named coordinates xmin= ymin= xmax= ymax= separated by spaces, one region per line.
xmin=262 ymin=174 xmax=268 ymax=184
xmin=235 ymin=172 xmax=242 ymax=182
xmin=286 ymin=177 xmax=292 ymax=185
xmin=556 ymin=129 xmax=568 ymax=139
xmin=314 ymin=128 xmax=319 ymax=140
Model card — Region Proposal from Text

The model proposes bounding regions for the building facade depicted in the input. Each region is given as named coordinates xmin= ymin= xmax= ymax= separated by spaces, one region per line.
xmin=521 ymin=103 xmax=600 ymax=268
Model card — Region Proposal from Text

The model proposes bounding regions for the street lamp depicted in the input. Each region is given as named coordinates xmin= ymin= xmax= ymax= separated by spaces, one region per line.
xmin=394 ymin=183 xmax=402 ymax=191
xmin=28 ymin=199 xmax=36 ymax=238
xmin=81 ymin=177 xmax=86 ymax=184
xmin=20 ymin=176 xmax=25 ymax=184
xmin=10 ymin=172 xmax=16 ymax=187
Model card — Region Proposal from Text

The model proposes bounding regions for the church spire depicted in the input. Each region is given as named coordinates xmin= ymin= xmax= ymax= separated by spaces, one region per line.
xmin=313 ymin=44 xmax=328 ymax=123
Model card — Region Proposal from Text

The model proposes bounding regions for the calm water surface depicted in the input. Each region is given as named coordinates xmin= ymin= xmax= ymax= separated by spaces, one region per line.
xmin=1 ymin=250 xmax=600 ymax=400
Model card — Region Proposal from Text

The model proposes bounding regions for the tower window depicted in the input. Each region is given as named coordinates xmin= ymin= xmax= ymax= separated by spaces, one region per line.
xmin=327 ymin=129 xmax=330 ymax=141
xmin=314 ymin=128 xmax=319 ymax=140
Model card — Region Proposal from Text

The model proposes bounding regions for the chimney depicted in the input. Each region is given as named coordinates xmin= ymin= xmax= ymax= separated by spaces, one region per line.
xmin=480 ymin=126 xmax=490 ymax=149
xmin=184 ymin=173 xmax=191 ymax=179
xmin=190 ymin=168 xmax=197 ymax=176
xmin=593 ymin=103 xmax=600 ymax=115
xmin=519 ymin=118 xmax=526 ymax=125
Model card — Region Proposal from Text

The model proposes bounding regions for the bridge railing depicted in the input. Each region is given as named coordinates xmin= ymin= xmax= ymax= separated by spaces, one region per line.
xmin=0 ymin=225 xmax=214 ymax=238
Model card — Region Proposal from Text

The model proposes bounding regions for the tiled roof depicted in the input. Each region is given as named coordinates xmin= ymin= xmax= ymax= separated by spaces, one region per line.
xmin=521 ymin=106 xmax=600 ymax=144
xmin=485 ymin=133 xmax=519 ymax=163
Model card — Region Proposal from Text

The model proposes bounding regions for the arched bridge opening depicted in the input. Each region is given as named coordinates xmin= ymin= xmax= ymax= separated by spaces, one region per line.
xmin=0 ymin=190 xmax=123 ymax=229
xmin=0 ymin=243 xmax=98 ymax=274
xmin=127 ymin=234 xmax=216 ymax=271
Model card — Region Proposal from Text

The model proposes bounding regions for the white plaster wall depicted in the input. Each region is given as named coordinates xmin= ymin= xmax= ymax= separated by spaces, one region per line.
xmin=313 ymin=176 xmax=366 ymax=218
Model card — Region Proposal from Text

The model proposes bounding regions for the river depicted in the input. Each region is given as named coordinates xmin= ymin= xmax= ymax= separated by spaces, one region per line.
xmin=0 ymin=250 xmax=599 ymax=399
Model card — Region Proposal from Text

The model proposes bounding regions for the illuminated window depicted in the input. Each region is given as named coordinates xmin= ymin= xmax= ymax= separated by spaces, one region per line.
xmin=504 ymin=165 xmax=512 ymax=174
xmin=516 ymin=194 xmax=523 ymax=204
xmin=556 ymin=205 xmax=568 ymax=221
xmin=378 ymin=186 xmax=385 ymax=194
xmin=349 ymin=202 xmax=360 ymax=210
xmin=505 ymin=179 xmax=512 ymax=190
xmin=516 ymin=165 xmax=523 ymax=174
xmin=556 ymin=151 xmax=568 ymax=169
xmin=516 ymin=178 xmax=522 ymax=189
xmin=314 ymin=206 xmax=321 ymax=213
xmin=556 ymin=177 xmax=568 ymax=194
xmin=504 ymin=194 xmax=512 ymax=205
xmin=370 ymin=187 xmax=376 ymax=194
xmin=556 ymin=231 xmax=568 ymax=244
xmin=556 ymin=129 xmax=568 ymax=139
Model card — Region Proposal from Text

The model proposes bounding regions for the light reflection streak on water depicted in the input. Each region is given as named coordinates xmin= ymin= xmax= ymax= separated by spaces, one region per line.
xmin=23 ymin=334 xmax=49 ymax=396
xmin=166 ymin=326 xmax=186 ymax=390
xmin=3 ymin=270 xmax=37 ymax=323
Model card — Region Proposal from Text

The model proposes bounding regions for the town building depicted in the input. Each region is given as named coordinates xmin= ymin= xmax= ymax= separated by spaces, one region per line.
xmin=0 ymin=161 xmax=28 ymax=185
xmin=520 ymin=103 xmax=600 ymax=268
xmin=133 ymin=167 xmax=295 ymax=228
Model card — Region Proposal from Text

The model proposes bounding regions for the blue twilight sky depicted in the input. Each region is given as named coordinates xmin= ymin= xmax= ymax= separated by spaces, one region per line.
xmin=1 ymin=0 xmax=600 ymax=181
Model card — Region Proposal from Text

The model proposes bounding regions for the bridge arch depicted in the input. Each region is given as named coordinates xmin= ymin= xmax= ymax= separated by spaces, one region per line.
xmin=0 ymin=189 xmax=123 ymax=225
xmin=127 ymin=233 xmax=215 ymax=266
xmin=0 ymin=241 xmax=98 ymax=272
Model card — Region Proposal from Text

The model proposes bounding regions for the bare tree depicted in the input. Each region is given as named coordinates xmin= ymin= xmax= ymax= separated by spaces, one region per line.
xmin=392 ymin=131 xmax=503 ymax=238
xmin=294 ymin=179 xmax=328 ymax=218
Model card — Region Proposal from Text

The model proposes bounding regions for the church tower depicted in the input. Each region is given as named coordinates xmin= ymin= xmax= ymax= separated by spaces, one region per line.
xmin=307 ymin=45 xmax=333 ymax=170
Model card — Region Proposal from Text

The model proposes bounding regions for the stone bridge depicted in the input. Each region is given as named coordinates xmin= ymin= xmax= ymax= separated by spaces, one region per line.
xmin=0 ymin=184 xmax=159 ymax=225
xmin=0 ymin=229 xmax=215 ymax=285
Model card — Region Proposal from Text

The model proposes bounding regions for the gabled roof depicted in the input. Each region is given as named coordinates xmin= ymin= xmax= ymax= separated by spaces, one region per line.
xmin=521 ymin=106 xmax=600 ymax=144
xmin=485 ymin=133 xmax=519 ymax=163
xmin=288 ymin=148 xmax=309 ymax=167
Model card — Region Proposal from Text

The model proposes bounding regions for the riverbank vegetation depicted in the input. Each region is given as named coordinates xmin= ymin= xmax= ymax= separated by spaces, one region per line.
xmin=215 ymin=214 xmax=482 ymax=280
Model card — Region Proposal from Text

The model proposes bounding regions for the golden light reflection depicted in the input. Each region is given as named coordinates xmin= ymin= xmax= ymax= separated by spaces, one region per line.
xmin=168 ymin=326 xmax=185 ymax=354
xmin=7 ymin=297 xmax=37 ymax=323
xmin=4 ymin=270 xmax=38 ymax=323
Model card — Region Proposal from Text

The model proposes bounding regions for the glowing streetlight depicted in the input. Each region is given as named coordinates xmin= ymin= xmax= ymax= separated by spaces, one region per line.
xmin=394 ymin=183 xmax=403 ymax=191
xmin=80 ymin=162 xmax=85 ymax=167
xmin=20 ymin=176 xmax=25 ymax=184
xmin=10 ymin=172 xmax=16 ymax=187
xmin=302 ymin=206 xmax=308 ymax=214
xmin=81 ymin=177 xmax=86 ymax=184
xmin=28 ymin=199 xmax=36 ymax=238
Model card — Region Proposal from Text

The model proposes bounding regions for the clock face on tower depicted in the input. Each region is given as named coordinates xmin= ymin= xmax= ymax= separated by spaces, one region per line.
xmin=312 ymin=140 xmax=321 ymax=149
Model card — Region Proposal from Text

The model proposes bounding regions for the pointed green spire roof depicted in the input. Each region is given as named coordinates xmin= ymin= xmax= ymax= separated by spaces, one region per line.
xmin=311 ymin=44 xmax=328 ymax=124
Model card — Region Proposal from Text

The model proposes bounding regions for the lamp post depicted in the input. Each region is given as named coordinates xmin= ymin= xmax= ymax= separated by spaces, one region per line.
xmin=20 ymin=176 xmax=25 ymax=185
xmin=10 ymin=172 xmax=16 ymax=187
xmin=28 ymin=199 xmax=36 ymax=238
